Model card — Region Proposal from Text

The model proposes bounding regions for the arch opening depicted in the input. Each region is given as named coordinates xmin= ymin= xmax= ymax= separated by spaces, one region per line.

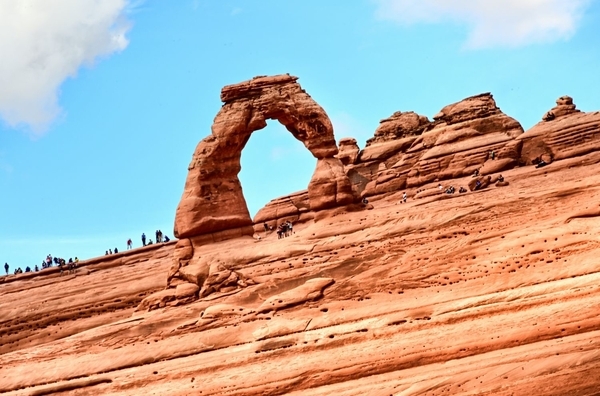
xmin=239 ymin=121 xmax=316 ymax=218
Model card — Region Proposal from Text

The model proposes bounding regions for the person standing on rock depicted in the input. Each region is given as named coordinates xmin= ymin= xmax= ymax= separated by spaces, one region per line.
xmin=403 ymin=192 xmax=408 ymax=203
xmin=4 ymin=262 xmax=8 ymax=275
xmin=491 ymin=150 xmax=496 ymax=160
xmin=142 ymin=233 xmax=146 ymax=246
xmin=127 ymin=238 xmax=132 ymax=250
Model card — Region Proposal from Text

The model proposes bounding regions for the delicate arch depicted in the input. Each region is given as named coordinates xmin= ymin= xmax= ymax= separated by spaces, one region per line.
xmin=174 ymin=74 xmax=356 ymax=238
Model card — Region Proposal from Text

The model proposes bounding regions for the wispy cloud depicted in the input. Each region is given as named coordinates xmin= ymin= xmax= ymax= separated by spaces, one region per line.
xmin=231 ymin=7 xmax=242 ymax=16
xmin=0 ymin=0 xmax=133 ymax=136
xmin=373 ymin=0 xmax=592 ymax=49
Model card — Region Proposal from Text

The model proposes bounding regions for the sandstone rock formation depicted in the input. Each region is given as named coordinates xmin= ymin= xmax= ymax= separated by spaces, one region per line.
xmin=542 ymin=95 xmax=580 ymax=121
xmin=4 ymin=151 xmax=600 ymax=395
xmin=366 ymin=110 xmax=430 ymax=146
xmin=174 ymin=74 xmax=355 ymax=240
xmin=255 ymin=93 xmax=524 ymax=223
xmin=336 ymin=137 xmax=360 ymax=165
xmin=5 ymin=89 xmax=600 ymax=395
xmin=519 ymin=96 xmax=600 ymax=165
xmin=346 ymin=93 xmax=524 ymax=197
xmin=252 ymin=190 xmax=310 ymax=234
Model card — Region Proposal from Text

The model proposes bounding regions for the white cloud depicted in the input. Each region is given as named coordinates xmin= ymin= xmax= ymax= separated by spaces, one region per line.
xmin=373 ymin=0 xmax=591 ymax=49
xmin=0 ymin=0 xmax=132 ymax=135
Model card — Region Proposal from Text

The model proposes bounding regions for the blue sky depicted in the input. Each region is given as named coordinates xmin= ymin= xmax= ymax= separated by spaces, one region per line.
xmin=1 ymin=0 xmax=599 ymax=270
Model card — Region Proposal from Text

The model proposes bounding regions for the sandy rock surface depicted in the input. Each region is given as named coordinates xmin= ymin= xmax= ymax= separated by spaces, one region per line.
xmin=3 ymin=151 xmax=600 ymax=395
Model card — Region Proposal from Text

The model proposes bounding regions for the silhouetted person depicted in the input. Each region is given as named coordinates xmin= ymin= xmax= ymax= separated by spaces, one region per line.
xmin=4 ymin=262 xmax=8 ymax=275
xmin=142 ymin=233 xmax=146 ymax=246
xmin=35 ymin=265 xmax=39 ymax=272
xmin=163 ymin=235 xmax=170 ymax=243
xmin=114 ymin=247 xmax=118 ymax=254
xmin=127 ymin=238 xmax=132 ymax=250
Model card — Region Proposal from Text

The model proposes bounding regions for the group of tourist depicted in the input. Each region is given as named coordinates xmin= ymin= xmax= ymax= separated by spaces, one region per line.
xmin=3 ymin=254 xmax=81 ymax=276
xmin=3 ymin=229 xmax=174 ymax=278
xmin=43 ymin=254 xmax=79 ymax=274
xmin=276 ymin=221 xmax=294 ymax=239
xmin=262 ymin=221 xmax=294 ymax=239
xmin=140 ymin=230 xmax=170 ymax=247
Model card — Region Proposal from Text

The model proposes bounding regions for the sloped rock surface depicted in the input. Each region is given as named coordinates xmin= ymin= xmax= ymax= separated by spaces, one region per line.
xmin=3 ymin=156 xmax=600 ymax=395
xmin=252 ymin=190 xmax=311 ymax=233
xmin=519 ymin=96 xmax=600 ymax=165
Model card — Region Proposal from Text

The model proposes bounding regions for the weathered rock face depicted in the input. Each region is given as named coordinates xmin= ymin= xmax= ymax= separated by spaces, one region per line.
xmin=252 ymin=190 xmax=311 ymax=233
xmin=346 ymin=93 xmax=524 ymax=197
xmin=519 ymin=96 xmax=600 ymax=165
xmin=366 ymin=111 xmax=430 ymax=146
xmin=336 ymin=137 xmax=360 ymax=165
xmin=174 ymin=74 xmax=356 ymax=239
xmin=255 ymin=92 xmax=524 ymax=221
xmin=542 ymin=95 xmax=580 ymax=121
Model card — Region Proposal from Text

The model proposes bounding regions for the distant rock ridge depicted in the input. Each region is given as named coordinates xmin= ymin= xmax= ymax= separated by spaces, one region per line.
xmin=366 ymin=111 xmax=430 ymax=146
xmin=254 ymin=93 xmax=600 ymax=226
xmin=519 ymin=96 xmax=600 ymax=165
xmin=343 ymin=92 xmax=524 ymax=198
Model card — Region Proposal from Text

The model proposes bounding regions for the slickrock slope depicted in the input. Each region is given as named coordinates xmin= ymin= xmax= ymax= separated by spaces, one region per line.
xmin=4 ymin=83 xmax=600 ymax=395
xmin=3 ymin=152 xmax=600 ymax=395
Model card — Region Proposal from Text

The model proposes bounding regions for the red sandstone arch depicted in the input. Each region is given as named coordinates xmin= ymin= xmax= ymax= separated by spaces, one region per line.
xmin=174 ymin=74 xmax=356 ymax=239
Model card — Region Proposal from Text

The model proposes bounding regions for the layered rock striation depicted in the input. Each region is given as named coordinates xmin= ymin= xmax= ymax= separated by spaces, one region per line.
xmin=253 ymin=93 xmax=600 ymax=228
xmin=519 ymin=96 xmax=600 ymax=165
xmin=352 ymin=93 xmax=524 ymax=197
